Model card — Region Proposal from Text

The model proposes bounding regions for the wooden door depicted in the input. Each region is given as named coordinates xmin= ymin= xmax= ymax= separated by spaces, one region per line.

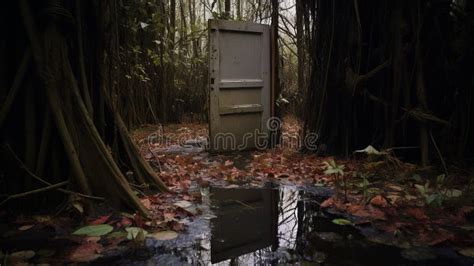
xmin=208 ymin=20 xmax=271 ymax=152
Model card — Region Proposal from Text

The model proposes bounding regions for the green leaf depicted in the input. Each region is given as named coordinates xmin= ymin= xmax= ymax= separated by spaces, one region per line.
xmin=425 ymin=194 xmax=438 ymax=205
xmin=415 ymin=184 xmax=426 ymax=194
xmin=125 ymin=227 xmax=148 ymax=240
xmin=332 ymin=218 xmax=352 ymax=226
xmin=73 ymin=224 xmax=113 ymax=237
xmin=444 ymin=189 xmax=462 ymax=198
xmin=436 ymin=174 xmax=445 ymax=184
xmin=412 ymin=174 xmax=422 ymax=182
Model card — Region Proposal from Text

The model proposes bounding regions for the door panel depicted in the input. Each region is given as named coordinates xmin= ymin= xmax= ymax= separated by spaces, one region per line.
xmin=209 ymin=20 xmax=271 ymax=152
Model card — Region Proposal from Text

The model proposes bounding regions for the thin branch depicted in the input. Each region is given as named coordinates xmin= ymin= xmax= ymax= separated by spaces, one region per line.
xmin=4 ymin=144 xmax=104 ymax=201
xmin=429 ymin=130 xmax=449 ymax=176
xmin=0 ymin=181 xmax=68 ymax=206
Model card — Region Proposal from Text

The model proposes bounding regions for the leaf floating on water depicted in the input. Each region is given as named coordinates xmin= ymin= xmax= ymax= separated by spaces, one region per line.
xmin=460 ymin=224 xmax=474 ymax=231
xmin=10 ymin=250 xmax=35 ymax=260
xmin=18 ymin=224 xmax=34 ymax=231
xmin=73 ymin=224 xmax=113 ymax=237
xmin=201 ymin=213 xmax=217 ymax=220
xmin=68 ymin=241 xmax=103 ymax=262
xmin=174 ymin=200 xmax=192 ymax=209
xmin=332 ymin=218 xmax=352 ymax=225
xmin=152 ymin=230 xmax=178 ymax=241
xmin=314 ymin=232 xmax=343 ymax=242
xmin=459 ymin=247 xmax=474 ymax=258
xmin=37 ymin=249 xmax=56 ymax=257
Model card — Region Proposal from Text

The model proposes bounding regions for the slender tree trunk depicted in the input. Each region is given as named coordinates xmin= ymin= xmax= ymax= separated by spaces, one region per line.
xmin=296 ymin=0 xmax=304 ymax=101
xmin=236 ymin=0 xmax=241 ymax=20
xmin=225 ymin=0 xmax=231 ymax=18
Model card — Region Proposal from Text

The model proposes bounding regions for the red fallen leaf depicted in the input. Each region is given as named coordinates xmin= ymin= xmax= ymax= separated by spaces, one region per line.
xmin=320 ymin=198 xmax=334 ymax=208
xmin=163 ymin=212 xmax=175 ymax=220
xmin=428 ymin=229 xmax=454 ymax=246
xmin=377 ymin=223 xmax=400 ymax=234
xmin=458 ymin=206 xmax=474 ymax=218
xmin=133 ymin=214 xmax=145 ymax=227
xmin=406 ymin=207 xmax=428 ymax=221
xmin=366 ymin=206 xmax=387 ymax=220
xmin=348 ymin=204 xmax=386 ymax=220
xmin=370 ymin=195 xmax=388 ymax=208
xmin=89 ymin=215 xmax=111 ymax=225
xmin=117 ymin=217 xmax=132 ymax=228
xmin=171 ymin=222 xmax=184 ymax=231
xmin=67 ymin=239 xmax=104 ymax=262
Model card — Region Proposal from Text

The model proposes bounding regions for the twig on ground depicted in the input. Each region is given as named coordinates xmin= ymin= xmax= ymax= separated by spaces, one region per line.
xmin=148 ymin=147 xmax=163 ymax=172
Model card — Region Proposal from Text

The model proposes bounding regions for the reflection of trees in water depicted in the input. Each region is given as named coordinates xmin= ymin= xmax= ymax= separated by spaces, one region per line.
xmin=278 ymin=187 xmax=299 ymax=249
xmin=215 ymin=246 xmax=273 ymax=265
xmin=192 ymin=187 xmax=324 ymax=264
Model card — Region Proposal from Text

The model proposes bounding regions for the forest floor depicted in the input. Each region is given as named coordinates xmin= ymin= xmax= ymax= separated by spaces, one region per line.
xmin=1 ymin=116 xmax=474 ymax=264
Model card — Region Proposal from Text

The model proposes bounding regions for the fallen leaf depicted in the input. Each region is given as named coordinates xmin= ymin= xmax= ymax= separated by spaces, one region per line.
xmin=89 ymin=215 xmax=111 ymax=225
xmin=460 ymin=224 xmax=474 ymax=231
xmin=332 ymin=218 xmax=352 ymax=225
xmin=406 ymin=208 xmax=428 ymax=221
xmin=171 ymin=222 xmax=184 ymax=231
xmin=125 ymin=227 xmax=148 ymax=241
xmin=37 ymin=249 xmax=56 ymax=257
xmin=18 ymin=225 xmax=34 ymax=231
xmin=370 ymin=195 xmax=388 ymax=208
xmin=117 ymin=217 xmax=132 ymax=228
xmin=320 ymin=198 xmax=334 ymax=208
xmin=68 ymin=241 xmax=103 ymax=262
xmin=444 ymin=189 xmax=462 ymax=198
xmin=354 ymin=145 xmax=385 ymax=155
xmin=151 ymin=230 xmax=178 ymax=241
xmin=386 ymin=194 xmax=400 ymax=205
xmin=72 ymin=202 xmax=84 ymax=214
xmin=459 ymin=247 xmax=474 ymax=258
xmin=10 ymin=250 xmax=35 ymax=260
xmin=174 ymin=200 xmax=192 ymax=209
xmin=73 ymin=224 xmax=113 ymax=237
xmin=314 ymin=232 xmax=343 ymax=242
xmin=141 ymin=198 xmax=152 ymax=209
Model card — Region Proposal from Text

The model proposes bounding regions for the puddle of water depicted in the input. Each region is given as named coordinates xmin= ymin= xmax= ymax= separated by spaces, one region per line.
xmin=104 ymin=183 xmax=473 ymax=266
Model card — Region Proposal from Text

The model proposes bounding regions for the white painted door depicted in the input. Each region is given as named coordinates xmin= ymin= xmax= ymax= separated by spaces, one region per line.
xmin=208 ymin=20 xmax=271 ymax=152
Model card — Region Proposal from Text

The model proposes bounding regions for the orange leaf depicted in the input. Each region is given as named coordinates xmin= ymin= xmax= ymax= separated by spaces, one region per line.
xmin=68 ymin=241 xmax=103 ymax=262
xmin=370 ymin=195 xmax=388 ymax=208
xmin=406 ymin=208 xmax=428 ymax=221
xmin=320 ymin=198 xmax=334 ymax=208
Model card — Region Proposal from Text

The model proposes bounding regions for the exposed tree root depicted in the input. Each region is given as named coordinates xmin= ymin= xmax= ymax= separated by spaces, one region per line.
xmin=12 ymin=0 xmax=168 ymax=216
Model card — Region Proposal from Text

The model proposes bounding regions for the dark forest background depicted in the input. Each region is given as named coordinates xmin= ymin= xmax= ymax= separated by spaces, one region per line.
xmin=0 ymin=0 xmax=473 ymax=213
